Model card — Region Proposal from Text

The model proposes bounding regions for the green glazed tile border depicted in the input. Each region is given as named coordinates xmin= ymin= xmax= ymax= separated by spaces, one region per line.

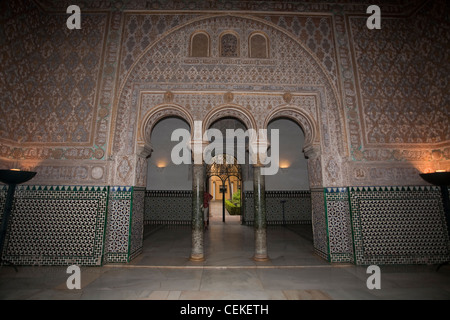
xmin=1 ymin=185 xmax=109 ymax=266
xmin=349 ymin=186 xmax=450 ymax=265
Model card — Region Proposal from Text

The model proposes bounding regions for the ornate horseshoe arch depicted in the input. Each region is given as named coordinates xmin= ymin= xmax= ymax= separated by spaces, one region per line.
xmin=203 ymin=104 xmax=257 ymax=134
xmin=137 ymin=104 xmax=194 ymax=158
xmin=264 ymin=105 xmax=320 ymax=157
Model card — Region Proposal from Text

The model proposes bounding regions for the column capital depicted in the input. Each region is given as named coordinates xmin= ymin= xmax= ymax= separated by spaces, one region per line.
xmin=303 ymin=144 xmax=321 ymax=159
xmin=249 ymin=139 xmax=270 ymax=149
xmin=249 ymin=139 xmax=269 ymax=167
xmin=251 ymin=160 xmax=266 ymax=168
xmin=189 ymin=139 xmax=209 ymax=165
xmin=136 ymin=142 xmax=153 ymax=159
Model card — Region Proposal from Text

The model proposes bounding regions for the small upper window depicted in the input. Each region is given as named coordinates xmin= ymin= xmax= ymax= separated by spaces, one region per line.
xmin=249 ymin=33 xmax=269 ymax=59
xmin=220 ymin=32 xmax=239 ymax=57
xmin=190 ymin=32 xmax=210 ymax=57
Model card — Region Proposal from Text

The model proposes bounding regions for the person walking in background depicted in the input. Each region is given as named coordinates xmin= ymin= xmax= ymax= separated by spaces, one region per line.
xmin=203 ymin=191 xmax=213 ymax=230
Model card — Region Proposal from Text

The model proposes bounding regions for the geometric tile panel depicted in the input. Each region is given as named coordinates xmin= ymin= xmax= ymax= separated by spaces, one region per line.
xmin=324 ymin=188 xmax=353 ymax=263
xmin=243 ymin=192 xmax=254 ymax=224
xmin=104 ymin=186 xmax=133 ymax=264
xmin=0 ymin=185 xmax=6 ymax=221
xmin=0 ymin=185 xmax=108 ymax=266
xmin=145 ymin=190 xmax=311 ymax=226
xmin=243 ymin=191 xmax=312 ymax=225
xmin=310 ymin=189 xmax=328 ymax=261
xmin=349 ymin=186 xmax=450 ymax=265
xmin=4 ymin=183 xmax=447 ymax=266
xmin=144 ymin=191 xmax=192 ymax=225
xmin=130 ymin=187 xmax=145 ymax=260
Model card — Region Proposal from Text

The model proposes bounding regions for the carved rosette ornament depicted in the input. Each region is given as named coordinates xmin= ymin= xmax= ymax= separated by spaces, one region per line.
xmin=223 ymin=91 xmax=234 ymax=104
xmin=283 ymin=92 xmax=293 ymax=104
xmin=164 ymin=91 xmax=174 ymax=103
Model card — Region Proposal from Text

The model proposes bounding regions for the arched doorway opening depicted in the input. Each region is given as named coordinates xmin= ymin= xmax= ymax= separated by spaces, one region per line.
xmin=111 ymin=11 xmax=349 ymax=264
xmin=144 ymin=116 xmax=192 ymax=231
xmin=206 ymin=154 xmax=243 ymax=224
xmin=205 ymin=116 xmax=251 ymax=226
xmin=266 ymin=117 xmax=313 ymax=241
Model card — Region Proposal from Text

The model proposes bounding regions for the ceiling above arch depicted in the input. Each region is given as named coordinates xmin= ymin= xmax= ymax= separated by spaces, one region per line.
xmin=33 ymin=0 xmax=424 ymax=15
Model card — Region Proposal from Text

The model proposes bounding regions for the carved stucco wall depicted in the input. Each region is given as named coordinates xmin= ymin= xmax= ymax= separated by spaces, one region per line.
xmin=109 ymin=2 xmax=448 ymax=189
xmin=113 ymin=13 xmax=347 ymax=188
xmin=343 ymin=0 xmax=450 ymax=187
xmin=0 ymin=0 xmax=448 ymax=188
xmin=1 ymin=0 xmax=448 ymax=266
xmin=0 ymin=0 xmax=123 ymax=186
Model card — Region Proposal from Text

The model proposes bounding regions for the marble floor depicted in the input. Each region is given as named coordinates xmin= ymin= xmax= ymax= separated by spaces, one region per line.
xmin=0 ymin=204 xmax=450 ymax=300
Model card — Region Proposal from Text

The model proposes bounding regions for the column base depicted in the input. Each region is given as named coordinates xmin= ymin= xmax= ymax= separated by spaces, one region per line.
xmin=189 ymin=254 xmax=205 ymax=262
xmin=252 ymin=254 xmax=270 ymax=262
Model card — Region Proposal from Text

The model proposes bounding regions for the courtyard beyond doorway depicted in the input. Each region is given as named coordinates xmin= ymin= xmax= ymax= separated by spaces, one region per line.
xmin=208 ymin=200 xmax=241 ymax=224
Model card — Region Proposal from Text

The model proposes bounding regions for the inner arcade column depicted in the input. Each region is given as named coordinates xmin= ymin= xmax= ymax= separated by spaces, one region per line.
xmin=250 ymin=135 xmax=270 ymax=262
xmin=252 ymin=161 xmax=269 ymax=261
xmin=189 ymin=138 xmax=207 ymax=262
xmin=190 ymin=162 xmax=204 ymax=261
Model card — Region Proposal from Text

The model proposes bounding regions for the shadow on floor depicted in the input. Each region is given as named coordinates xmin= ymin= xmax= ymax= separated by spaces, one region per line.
xmin=138 ymin=222 xmax=320 ymax=267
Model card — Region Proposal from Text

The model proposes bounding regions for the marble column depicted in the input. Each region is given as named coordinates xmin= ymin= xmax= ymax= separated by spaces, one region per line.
xmin=253 ymin=164 xmax=269 ymax=261
xmin=190 ymin=163 xmax=204 ymax=261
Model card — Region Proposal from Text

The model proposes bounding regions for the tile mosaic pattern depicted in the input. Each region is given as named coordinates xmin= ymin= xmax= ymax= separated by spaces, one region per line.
xmin=2 ymin=185 xmax=447 ymax=266
xmin=349 ymin=186 xmax=450 ymax=265
xmin=144 ymin=191 xmax=192 ymax=225
xmin=243 ymin=191 xmax=312 ymax=225
xmin=325 ymin=188 xmax=353 ymax=263
xmin=0 ymin=185 xmax=108 ymax=266
xmin=312 ymin=186 xmax=450 ymax=265
xmin=0 ymin=185 xmax=7 ymax=221
xmin=130 ymin=187 xmax=145 ymax=260
xmin=310 ymin=189 xmax=328 ymax=261
xmin=103 ymin=186 xmax=146 ymax=264
xmin=104 ymin=186 xmax=133 ymax=264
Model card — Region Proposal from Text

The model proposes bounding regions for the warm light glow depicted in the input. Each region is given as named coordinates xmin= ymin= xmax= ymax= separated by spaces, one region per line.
xmin=156 ymin=161 xmax=167 ymax=168
xmin=279 ymin=161 xmax=290 ymax=169
xmin=436 ymin=170 xmax=446 ymax=173
xmin=10 ymin=168 xmax=21 ymax=171
xmin=423 ymin=168 xmax=433 ymax=174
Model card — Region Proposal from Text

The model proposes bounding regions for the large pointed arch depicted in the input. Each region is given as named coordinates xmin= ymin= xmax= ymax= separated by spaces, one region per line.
xmin=111 ymin=13 xmax=347 ymax=160
xmin=108 ymin=12 xmax=352 ymax=265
